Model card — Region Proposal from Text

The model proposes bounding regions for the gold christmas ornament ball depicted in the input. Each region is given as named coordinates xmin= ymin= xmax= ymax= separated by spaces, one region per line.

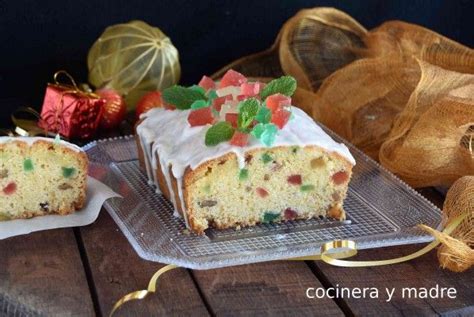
xmin=88 ymin=20 xmax=181 ymax=108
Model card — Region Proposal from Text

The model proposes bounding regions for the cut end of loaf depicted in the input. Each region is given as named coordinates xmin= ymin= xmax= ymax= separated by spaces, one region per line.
xmin=184 ymin=145 xmax=352 ymax=234
xmin=0 ymin=139 xmax=88 ymax=220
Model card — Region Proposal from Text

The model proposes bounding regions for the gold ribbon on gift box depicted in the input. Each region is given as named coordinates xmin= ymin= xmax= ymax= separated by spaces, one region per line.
xmin=109 ymin=211 xmax=468 ymax=316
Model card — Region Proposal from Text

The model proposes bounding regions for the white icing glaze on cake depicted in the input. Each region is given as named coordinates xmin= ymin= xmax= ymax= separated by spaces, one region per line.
xmin=136 ymin=104 xmax=355 ymax=222
xmin=0 ymin=136 xmax=83 ymax=152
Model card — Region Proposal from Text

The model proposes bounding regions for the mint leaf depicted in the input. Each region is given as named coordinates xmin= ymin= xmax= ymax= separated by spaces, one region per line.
xmin=237 ymin=98 xmax=260 ymax=130
xmin=205 ymin=122 xmax=235 ymax=146
xmin=162 ymin=85 xmax=206 ymax=110
xmin=260 ymin=76 xmax=297 ymax=99
xmin=255 ymin=105 xmax=271 ymax=124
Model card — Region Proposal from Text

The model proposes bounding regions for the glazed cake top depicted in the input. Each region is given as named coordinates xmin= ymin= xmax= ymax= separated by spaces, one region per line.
xmin=137 ymin=71 xmax=355 ymax=181
xmin=139 ymin=106 xmax=355 ymax=180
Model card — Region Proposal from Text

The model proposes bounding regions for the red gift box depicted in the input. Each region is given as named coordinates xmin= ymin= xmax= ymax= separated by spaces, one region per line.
xmin=38 ymin=84 xmax=104 ymax=139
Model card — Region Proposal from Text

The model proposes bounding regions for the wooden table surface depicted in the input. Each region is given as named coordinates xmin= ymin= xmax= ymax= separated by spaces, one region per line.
xmin=1 ymin=184 xmax=473 ymax=316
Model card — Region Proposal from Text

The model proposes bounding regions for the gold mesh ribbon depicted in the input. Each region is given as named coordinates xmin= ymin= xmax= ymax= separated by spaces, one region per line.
xmin=212 ymin=7 xmax=474 ymax=185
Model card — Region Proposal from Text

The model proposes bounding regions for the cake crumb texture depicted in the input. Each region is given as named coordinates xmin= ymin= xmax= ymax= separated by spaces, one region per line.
xmin=184 ymin=145 xmax=352 ymax=234
xmin=0 ymin=139 xmax=88 ymax=220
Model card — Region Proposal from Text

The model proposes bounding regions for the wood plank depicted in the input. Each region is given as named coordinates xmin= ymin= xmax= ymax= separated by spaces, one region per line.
xmin=312 ymin=244 xmax=474 ymax=316
xmin=192 ymin=261 xmax=344 ymax=316
xmin=0 ymin=229 xmax=95 ymax=316
xmin=79 ymin=211 xmax=210 ymax=316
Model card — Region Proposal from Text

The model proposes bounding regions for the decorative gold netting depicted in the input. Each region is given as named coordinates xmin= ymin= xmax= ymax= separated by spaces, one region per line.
xmin=213 ymin=7 xmax=474 ymax=271
xmin=213 ymin=7 xmax=474 ymax=187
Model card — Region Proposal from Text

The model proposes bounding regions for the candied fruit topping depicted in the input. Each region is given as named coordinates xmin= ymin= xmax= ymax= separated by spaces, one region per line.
xmin=265 ymin=93 xmax=291 ymax=112
xmin=230 ymin=131 xmax=249 ymax=147
xmin=261 ymin=153 xmax=273 ymax=164
xmin=219 ymin=69 xmax=247 ymax=88
xmin=332 ymin=171 xmax=349 ymax=185
xmin=188 ymin=107 xmax=215 ymax=126
xmin=256 ymin=187 xmax=269 ymax=198
xmin=62 ymin=167 xmax=76 ymax=178
xmin=212 ymin=95 xmax=232 ymax=112
xmin=239 ymin=168 xmax=249 ymax=181
xmin=241 ymin=82 xmax=263 ymax=97
xmin=255 ymin=106 xmax=271 ymax=124
xmin=311 ymin=157 xmax=325 ymax=169
xmin=287 ymin=174 xmax=302 ymax=185
xmin=271 ymin=108 xmax=291 ymax=129
xmin=225 ymin=113 xmax=239 ymax=128
xmin=3 ymin=182 xmax=16 ymax=195
xmin=263 ymin=211 xmax=280 ymax=223
xmin=300 ymin=184 xmax=315 ymax=192
xmin=198 ymin=75 xmax=216 ymax=91
xmin=190 ymin=99 xmax=209 ymax=110
xmin=284 ymin=208 xmax=298 ymax=220
xmin=23 ymin=158 xmax=34 ymax=171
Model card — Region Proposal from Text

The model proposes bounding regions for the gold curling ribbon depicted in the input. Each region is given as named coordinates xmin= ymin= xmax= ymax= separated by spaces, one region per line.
xmin=109 ymin=264 xmax=178 ymax=317
xmin=110 ymin=213 xmax=467 ymax=316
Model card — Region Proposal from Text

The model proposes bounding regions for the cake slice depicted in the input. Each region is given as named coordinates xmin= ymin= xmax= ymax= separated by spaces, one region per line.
xmin=0 ymin=137 xmax=88 ymax=220
xmin=136 ymin=71 xmax=355 ymax=234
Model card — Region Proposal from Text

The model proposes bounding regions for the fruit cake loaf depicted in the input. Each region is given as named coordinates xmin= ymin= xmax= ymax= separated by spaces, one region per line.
xmin=136 ymin=70 xmax=355 ymax=234
xmin=0 ymin=137 xmax=88 ymax=220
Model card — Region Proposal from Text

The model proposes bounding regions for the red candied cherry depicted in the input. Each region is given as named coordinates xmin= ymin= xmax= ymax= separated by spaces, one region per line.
xmin=272 ymin=108 xmax=291 ymax=129
xmin=284 ymin=208 xmax=298 ymax=220
xmin=230 ymin=131 xmax=249 ymax=147
xmin=332 ymin=171 xmax=349 ymax=185
xmin=256 ymin=187 xmax=269 ymax=198
xmin=225 ymin=113 xmax=238 ymax=128
xmin=198 ymin=75 xmax=216 ymax=91
xmin=219 ymin=69 xmax=247 ymax=88
xmin=3 ymin=182 xmax=17 ymax=195
xmin=212 ymin=95 xmax=232 ymax=112
xmin=187 ymin=107 xmax=215 ymax=127
xmin=241 ymin=82 xmax=264 ymax=97
xmin=287 ymin=174 xmax=302 ymax=185
xmin=265 ymin=93 xmax=291 ymax=112
xmin=236 ymin=94 xmax=247 ymax=101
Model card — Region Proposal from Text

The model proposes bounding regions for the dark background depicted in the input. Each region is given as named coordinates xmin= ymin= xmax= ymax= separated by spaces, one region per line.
xmin=1 ymin=0 xmax=473 ymax=128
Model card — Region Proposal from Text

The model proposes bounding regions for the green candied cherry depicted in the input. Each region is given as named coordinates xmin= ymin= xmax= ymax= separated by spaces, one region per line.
xmin=300 ymin=184 xmax=315 ymax=192
xmin=261 ymin=152 xmax=273 ymax=164
xmin=190 ymin=99 xmax=210 ymax=110
xmin=239 ymin=168 xmax=249 ymax=181
xmin=262 ymin=211 xmax=280 ymax=223
xmin=255 ymin=104 xmax=272 ymax=124
xmin=23 ymin=158 xmax=34 ymax=172
xmin=62 ymin=167 xmax=76 ymax=178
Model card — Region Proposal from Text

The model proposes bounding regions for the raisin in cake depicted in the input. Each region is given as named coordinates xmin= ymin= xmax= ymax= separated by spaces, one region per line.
xmin=0 ymin=137 xmax=87 ymax=220
xmin=136 ymin=70 xmax=355 ymax=234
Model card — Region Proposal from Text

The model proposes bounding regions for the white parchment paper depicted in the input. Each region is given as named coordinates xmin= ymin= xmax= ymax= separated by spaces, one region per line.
xmin=0 ymin=177 xmax=121 ymax=240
